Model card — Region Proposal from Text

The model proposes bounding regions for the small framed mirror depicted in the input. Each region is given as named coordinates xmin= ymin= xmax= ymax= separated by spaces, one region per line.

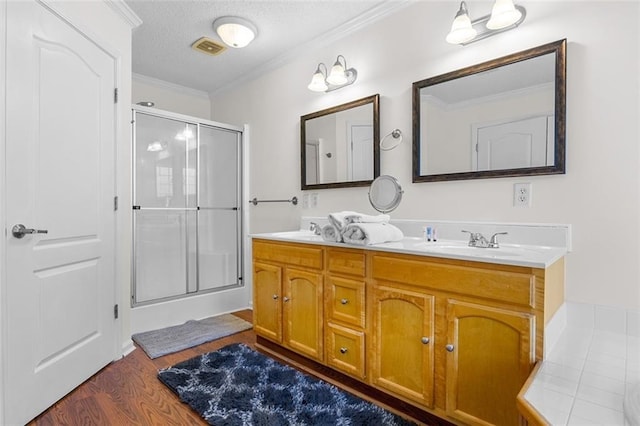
xmin=412 ymin=39 xmax=566 ymax=182
xmin=301 ymin=94 xmax=380 ymax=190
xmin=369 ymin=175 xmax=403 ymax=213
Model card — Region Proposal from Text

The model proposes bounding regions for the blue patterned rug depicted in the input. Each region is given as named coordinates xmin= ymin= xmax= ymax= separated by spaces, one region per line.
xmin=158 ymin=343 xmax=415 ymax=425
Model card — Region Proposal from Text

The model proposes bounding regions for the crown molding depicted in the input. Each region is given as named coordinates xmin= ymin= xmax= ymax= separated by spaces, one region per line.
xmin=211 ymin=0 xmax=413 ymax=96
xmin=104 ymin=0 xmax=142 ymax=29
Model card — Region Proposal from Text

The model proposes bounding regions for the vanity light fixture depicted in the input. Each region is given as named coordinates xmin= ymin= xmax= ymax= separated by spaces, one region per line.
xmin=307 ymin=55 xmax=358 ymax=93
xmin=446 ymin=0 xmax=526 ymax=45
xmin=213 ymin=16 xmax=257 ymax=48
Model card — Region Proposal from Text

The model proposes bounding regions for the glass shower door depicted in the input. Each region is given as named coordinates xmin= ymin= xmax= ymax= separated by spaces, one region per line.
xmin=133 ymin=113 xmax=197 ymax=303
xmin=198 ymin=125 xmax=241 ymax=291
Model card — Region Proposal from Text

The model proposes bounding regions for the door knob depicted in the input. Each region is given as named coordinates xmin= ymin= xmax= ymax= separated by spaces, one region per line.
xmin=445 ymin=344 xmax=455 ymax=352
xmin=421 ymin=337 xmax=430 ymax=344
xmin=283 ymin=297 xmax=290 ymax=302
xmin=339 ymin=347 xmax=348 ymax=354
xmin=12 ymin=224 xmax=48 ymax=239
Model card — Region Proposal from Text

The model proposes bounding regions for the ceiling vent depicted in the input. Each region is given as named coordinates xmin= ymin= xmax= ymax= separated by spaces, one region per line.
xmin=191 ymin=37 xmax=226 ymax=56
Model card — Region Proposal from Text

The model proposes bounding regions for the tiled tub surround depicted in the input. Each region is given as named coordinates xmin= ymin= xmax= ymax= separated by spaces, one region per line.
xmin=521 ymin=302 xmax=640 ymax=425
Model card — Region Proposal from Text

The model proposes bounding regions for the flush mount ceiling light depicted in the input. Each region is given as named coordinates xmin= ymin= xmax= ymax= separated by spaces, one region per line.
xmin=213 ymin=16 xmax=257 ymax=48
xmin=308 ymin=55 xmax=358 ymax=93
xmin=446 ymin=0 xmax=525 ymax=45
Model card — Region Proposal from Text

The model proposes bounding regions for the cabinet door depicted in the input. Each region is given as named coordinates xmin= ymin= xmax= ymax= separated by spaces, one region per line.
xmin=284 ymin=267 xmax=323 ymax=361
xmin=445 ymin=300 xmax=534 ymax=426
xmin=370 ymin=284 xmax=435 ymax=407
xmin=253 ymin=262 xmax=282 ymax=343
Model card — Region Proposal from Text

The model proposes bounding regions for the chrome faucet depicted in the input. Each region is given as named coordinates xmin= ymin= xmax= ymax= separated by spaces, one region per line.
xmin=462 ymin=230 xmax=508 ymax=248
xmin=309 ymin=222 xmax=322 ymax=235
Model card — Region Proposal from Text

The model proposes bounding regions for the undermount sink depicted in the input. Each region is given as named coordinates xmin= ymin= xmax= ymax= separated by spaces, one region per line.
xmin=417 ymin=241 xmax=547 ymax=258
xmin=265 ymin=230 xmax=323 ymax=242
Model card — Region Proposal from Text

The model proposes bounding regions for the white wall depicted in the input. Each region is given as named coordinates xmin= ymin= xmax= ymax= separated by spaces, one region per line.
xmin=210 ymin=1 xmax=640 ymax=310
xmin=132 ymin=73 xmax=211 ymax=119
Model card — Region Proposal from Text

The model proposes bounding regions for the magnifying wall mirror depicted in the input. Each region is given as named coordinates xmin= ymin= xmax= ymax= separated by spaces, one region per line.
xmin=412 ymin=39 xmax=566 ymax=182
xmin=369 ymin=175 xmax=403 ymax=213
xmin=301 ymin=94 xmax=380 ymax=190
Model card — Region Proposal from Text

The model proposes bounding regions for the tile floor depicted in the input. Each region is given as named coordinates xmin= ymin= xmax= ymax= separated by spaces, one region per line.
xmin=525 ymin=306 xmax=640 ymax=425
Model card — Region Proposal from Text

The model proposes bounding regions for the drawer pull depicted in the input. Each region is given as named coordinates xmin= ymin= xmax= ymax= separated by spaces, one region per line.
xmin=272 ymin=294 xmax=279 ymax=300
xmin=283 ymin=297 xmax=290 ymax=302
xmin=421 ymin=337 xmax=430 ymax=344
xmin=339 ymin=347 xmax=348 ymax=354
xmin=340 ymin=298 xmax=349 ymax=305
xmin=445 ymin=344 xmax=455 ymax=352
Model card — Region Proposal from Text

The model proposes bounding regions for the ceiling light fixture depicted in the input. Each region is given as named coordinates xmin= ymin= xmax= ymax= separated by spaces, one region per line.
xmin=308 ymin=55 xmax=358 ymax=93
xmin=213 ymin=16 xmax=257 ymax=48
xmin=446 ymin=0 xmax=525 ymax=45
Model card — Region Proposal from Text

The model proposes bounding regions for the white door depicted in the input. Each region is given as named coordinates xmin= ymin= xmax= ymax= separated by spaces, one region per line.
xmin=4 ymin=2 xmax=117 ymax=424
xmin=349 ymin=124 xmax=373 ymax=181
xmin=474 ymin=115 xmax=551 ymax=171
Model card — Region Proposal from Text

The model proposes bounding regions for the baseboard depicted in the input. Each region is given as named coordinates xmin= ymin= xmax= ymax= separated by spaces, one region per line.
xmin=121 ymin=339 xmax=136 ymax=358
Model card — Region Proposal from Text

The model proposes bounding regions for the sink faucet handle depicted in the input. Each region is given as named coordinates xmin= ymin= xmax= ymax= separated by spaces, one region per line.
xmin=461 ymin=230 xmax=476 ymax=246
xmin=309 ymin=222 xmax=321 ymax=235
xmin=489 ymin=232 xmax=508 ymax=248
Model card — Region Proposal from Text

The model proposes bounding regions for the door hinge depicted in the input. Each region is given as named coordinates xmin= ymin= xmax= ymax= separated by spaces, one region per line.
xmin=114 ymin=196 xmax=118 ymax=211
xmin=114 ymin=304 xmax=119 ymax=319
xmin=114 ymin=88 xmax=119 ymax=104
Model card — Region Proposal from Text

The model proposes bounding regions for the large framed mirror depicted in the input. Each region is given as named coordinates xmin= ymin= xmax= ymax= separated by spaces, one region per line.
xmin=412 ymin=39 xmax=566 ymax=182
xmin=301 ymin=94 xmax=380 ymax=190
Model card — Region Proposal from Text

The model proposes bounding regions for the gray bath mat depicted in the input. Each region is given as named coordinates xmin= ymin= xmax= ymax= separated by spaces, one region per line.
xmin=132 ymin=313 xmax=253 ymax=359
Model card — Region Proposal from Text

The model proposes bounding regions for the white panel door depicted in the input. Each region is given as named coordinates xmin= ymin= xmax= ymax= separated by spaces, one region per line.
xmin=349 ymin=124 xmax=373 ymax=180
xmin=4 ymin=2 xmax=117 ymax=424
xmin=475 ymin=116 xmax=550 ymax=171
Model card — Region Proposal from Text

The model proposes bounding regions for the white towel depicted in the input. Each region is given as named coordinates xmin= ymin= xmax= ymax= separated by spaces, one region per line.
xmin=321 ymin=224 xmax=342 ymax=242
xmin=328 ymin=211 xmax=360 ymax=231
xmin=342 ymin=222 xmax=404 ymax=246
xmin=344 ymin=213 xmax=391 ymax=225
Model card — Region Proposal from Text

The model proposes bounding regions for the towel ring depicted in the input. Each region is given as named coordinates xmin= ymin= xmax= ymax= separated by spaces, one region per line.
xmin=380 ymin=129 xmax=403 ymax=151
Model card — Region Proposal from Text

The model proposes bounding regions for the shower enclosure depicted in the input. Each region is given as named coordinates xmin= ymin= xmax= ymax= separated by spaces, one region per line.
xmin=132 ymin=108 xmax=243 ymax=306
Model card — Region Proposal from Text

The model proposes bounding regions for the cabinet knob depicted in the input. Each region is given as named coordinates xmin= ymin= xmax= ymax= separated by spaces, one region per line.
xmin=272 ymin=294 xmax=278 ymax=300
xmin=340 ymin=298 xmax=349 ymax=305
xmin=283 ymin=296 xmax=290 ymax=302
xmin=445 ymin=344 xmax=455 ymax=352
xmin=339 ymin=347 xmax=348 ymax=354
xmin=421 ymin=337 xmax=430 ymax=344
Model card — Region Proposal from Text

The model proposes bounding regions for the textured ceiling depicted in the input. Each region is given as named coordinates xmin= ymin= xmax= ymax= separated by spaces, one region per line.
xmin=126 ymin=0 xmax=407 ymax=95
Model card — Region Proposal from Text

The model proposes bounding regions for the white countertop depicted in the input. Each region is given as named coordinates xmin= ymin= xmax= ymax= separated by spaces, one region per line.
xmin=251 ymin=231 xmax=567 ymax=268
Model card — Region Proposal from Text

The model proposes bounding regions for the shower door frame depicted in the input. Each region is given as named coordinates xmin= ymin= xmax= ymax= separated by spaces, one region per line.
xmin=131 ymin=106 xmax=244 ymax=307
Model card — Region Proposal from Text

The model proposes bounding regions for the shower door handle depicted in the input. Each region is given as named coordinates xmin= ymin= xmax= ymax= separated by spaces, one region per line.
xmin=12 ymin=224 xmax=48 ymax=239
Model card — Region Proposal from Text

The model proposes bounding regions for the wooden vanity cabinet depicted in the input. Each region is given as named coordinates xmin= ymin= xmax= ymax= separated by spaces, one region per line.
xmin=252 ymin=239 xmax=564 ymax=426
xmin=252 ymin=240 xmax=324 ymax=361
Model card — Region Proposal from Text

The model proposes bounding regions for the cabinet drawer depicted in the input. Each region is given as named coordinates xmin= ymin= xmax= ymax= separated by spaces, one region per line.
xmin=372 ymin=254 xmax=535 ymax=308
xmin=326 ymin=323 xmax=365 ymax=379
xmin=326 ymin=276 xmax=366 ymax=328
xmin=253 ymin=240 xmax=323 ymax=269
xmin=327 ymin=248 xmax=366 ymax=277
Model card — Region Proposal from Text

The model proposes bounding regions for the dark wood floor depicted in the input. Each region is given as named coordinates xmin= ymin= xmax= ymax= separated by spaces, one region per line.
xmin=29 ymin=310 xmax=255 ymax=426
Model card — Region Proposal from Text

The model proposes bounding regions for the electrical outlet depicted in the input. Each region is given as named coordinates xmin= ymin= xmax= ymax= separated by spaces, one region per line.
xmin=310 ymin=193 xmax=319 ymax=208
xmin=302 ymin=193 xmax=310 ymax=209
xmin=513 ymin=183 xmax=531 ymax=207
